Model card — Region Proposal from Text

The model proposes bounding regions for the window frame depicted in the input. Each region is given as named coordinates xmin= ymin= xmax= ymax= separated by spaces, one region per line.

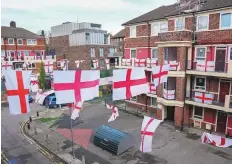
xmin=99 ymin=48 xmax=104 ymax=57
xmin=130 ymin=26 xmax=136 ymax=38
xmin=151 ymin=47 xmax=158 ymax=59
xmin=159 ymin=21 xmax=168 ymax=33
xmin=197 ymin=15 xmax=209 ymax=31
xmin=17 ymin=39 xmax=23 ymax=45
xmin=27 ymin=39 xmax=37 ymax=45
xmin=175 ymin=18 xmax=185 ymax=31
xmin=194 ymin=76 xmax=206 ymax=91
xmin=151 ymin=23 xmax=160 ymax=36
xmin=195 ymin=47 xmax=207 ymax=61
xmin=229 ymin=46 xmax=232 ymax=61
xmin=193 ymin=106 xmax=203 ymax=120
xmin=90 ymin=48 xmax=95 ymax=58
xmin=130 ymin=48 xmax=136 ymax=58
xmin=8 ymin=38 xmax=14 ymax=45
xmin=14 ymin=63 xmax=23 ymax=69
xmin=150 ymin=97 xmax=157 ymax=107
xmin=28 ymin=63 xmax=36 ymax=69
xmin=220 ymin=12 xmax=232 ymax=29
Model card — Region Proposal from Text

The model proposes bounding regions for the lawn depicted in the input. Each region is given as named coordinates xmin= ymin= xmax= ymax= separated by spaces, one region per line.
xmin=40 ymin=117 xmax=59 ymax=123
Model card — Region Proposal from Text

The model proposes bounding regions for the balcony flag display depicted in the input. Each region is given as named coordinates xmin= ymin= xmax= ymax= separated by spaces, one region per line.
xmin=106 ymin=104 xmax=119 ymax=122
xmin=140 ymin=116 xmax=162 ymax=152
xmin=194 ymin=92 xmax=213 ymax=104
xmin=53 ymin=70 xmax=100 ymax=104
xmin=2 ymin=61 xmax=13 ymax=70
xmin=75 ymin=60 xmax=84 ymax=69
xmin=71 ymin=101 xmax=83 ymax=120
xmin=44 ymin=61 xmax=53 ymax=73
xmin=196 ymin=61 xmax=215 ymax=72
xmin=146 ymin=58 xmax=158 ymax=67
xmin=92 ymin=60 xmax=99 ymax=69
xmin=163 ymin=89 xmax=175 ymax=100
xmin=105 ymin=59 xmax=110 ymax=70
xmin=164 ymin=60 xmax=180 ymax=71
xmin=5 ymin=70 xmax=31 ymax=115
xmin=30 ymin=74 xmax=39 ymax=92
xmin=135 ymin=59 xmax=146 ymax=67
xmin=122 ymin=59 xmax=132 ymax=66
xmin=60 ymin=59 xmax=69 ymax=70
xmin=152 ymin=64 xmax=170 ymax=87
xmin=201 ymin=132 xmax=232 ymax=148
xmin=113 ymin=68 xmax=149 ymax=101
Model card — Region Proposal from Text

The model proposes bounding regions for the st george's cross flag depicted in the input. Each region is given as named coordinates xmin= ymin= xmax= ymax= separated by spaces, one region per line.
xmin=105 ymin=59 xmax=110 ymax=70
xmin=113 ymin=68 xmax=149 ymax=101
xmin=71 ymin=101 xmax=84 ymax=120
xmin=152 ymin=64 xmax=170 ymax=88
xmin=44 ymin=61 xmax=53 ymax=73
xmin=2 ymin=61 xmax=13 ymax=70
xmin=106 ymin=104 xmax=119 ymax=122
xmin=5 ymin=70 xmax=31 ymax=115
xmin=201 ymin=132 xmax=232 ymax=148
xmin=140 ymin=116 xmax=162 ymax=152
xmin=53 ymin=70 xmax=100 ymax=104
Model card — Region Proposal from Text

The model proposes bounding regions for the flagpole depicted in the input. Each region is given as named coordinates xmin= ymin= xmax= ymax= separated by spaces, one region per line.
xmin=70 ymin=102 xmax=75 ymax=159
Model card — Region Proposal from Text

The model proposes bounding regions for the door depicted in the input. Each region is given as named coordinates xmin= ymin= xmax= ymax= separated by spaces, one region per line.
xmin=219 ymin=81 xmax=230 ymax=103
xmin=216 ymin=112 xmax=227 ymax=134
xmin=166 ymin=106 xmax=175 ymax=121
xmin=215 ymin=49 xmax=226 ymax=72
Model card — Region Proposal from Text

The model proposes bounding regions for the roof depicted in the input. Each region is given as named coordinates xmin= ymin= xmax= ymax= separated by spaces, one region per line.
xmin=112 ymin=29 xmax=125 ymax=38
xmin=1 ymin=26 xmax=43 ymax=39
xmin=122 ymin=0 xmax=232 ymax=26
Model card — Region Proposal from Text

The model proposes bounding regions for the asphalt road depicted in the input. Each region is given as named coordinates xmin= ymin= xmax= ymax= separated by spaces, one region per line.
xmin=1 ymin=102 xmax=53 ymax=164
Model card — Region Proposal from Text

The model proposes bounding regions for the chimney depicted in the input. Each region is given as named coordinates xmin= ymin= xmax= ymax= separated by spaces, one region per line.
xmin=10 ymin=21 xmax=16 ymax=28
xmin=41 ymin=30 xmax=45 ymax=36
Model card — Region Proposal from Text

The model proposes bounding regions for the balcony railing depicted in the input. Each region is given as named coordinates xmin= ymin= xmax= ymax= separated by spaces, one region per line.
xmin=163 ymin=88 xmax=176 ymax=100
xmin=158 ymin=31 xmax=192 ymax=42
xmin=2 ymin=55 xmax=56 ymax=62
xmin=120 ymin=58 xmax=159 ymax=68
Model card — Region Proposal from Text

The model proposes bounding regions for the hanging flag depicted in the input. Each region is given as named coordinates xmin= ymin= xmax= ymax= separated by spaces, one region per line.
xmin=2 ymin=61 xmax=13 ymax=70
xmin=53 ymin=70 xmax=100 ymax=104
xmin=30 ymin=74 xmax=39 ymax=92
xmin=5 ymin=70 xmax=31 ymax=114
xmin=149 ymin=83 xmax=156 ymax=94
xmin=135 ymin=59 xmax=146 ymax=67
xmin=122 ymin=59 xmax=131 ymax=66
xmin=152 ymin=65 xmax=170 ymax=88
xmin=140 ymin=116 xmax=162 ymax=153
xmin=92 ymin=60 xmax=99 ymax=69
xmin=201 ymin=132 xmax=232 ymax=148
xmin=163 ymin=88 xmax=175 ymax=100
xmin=44 ymin=61 xmax=53 ymax=73
xmin=146 ymin=58 xmax=158 ymax=67
xmin=196 ymin=61 xmax=215 ymax=72
xmin=35 ymin=89 xmax=43 ymax=103
xmin=194 ymin=92 xmax=213 ymax=104
xmin=113 ymin=68 xmax=149 ymax=101
xmin=164 ymin=60 xmax=179 ymax=71
xmin=105 ymin=59 xmax=110 ymax=70
xmin=106 ymin=104 xmax=119 ymax=122
xmin=71 ymin=101 xmax=84 ymax=120
xmin=75 ymin=60 xmax=81 ymax=68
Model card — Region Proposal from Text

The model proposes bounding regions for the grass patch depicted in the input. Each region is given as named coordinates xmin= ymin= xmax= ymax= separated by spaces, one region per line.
xmin=40 ymin=117 xmax=58 ymax=123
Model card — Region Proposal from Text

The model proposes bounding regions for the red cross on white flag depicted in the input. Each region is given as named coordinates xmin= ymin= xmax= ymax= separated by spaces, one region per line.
xmin=196 ymin=61 xmax=215 ymax=72
xmin=105 ymin=59 xmax=110 ymax=70
xmin=152 ymin=64 xmax=170 ymax=88
xmin=135 ymin=59 xmax=146 ymax=67
xmin=194 ymin=92 xmax=213 ymax=104
xmin=140 ymin=116 xmax=162 ymax=152
xmin=201 ymin=132 xmax=232 ymax=148
xmin=106 ymin=104 xmax=119 ymax=122
xmin=164 ymin=60 xmax=179 ymax=71
xmin=53 ymin=70 xmax=100 ymax=104
xmin=146 ymin=58 xmax=158 ymax=67
xmin=92 ymin=60 xmax=99 ymax=69
xmin=44 ymin=61 xmax=53 ymax=73
xmin=122 ymin=59 xmax=132 ymax=66
xmin=71 ymin=101 xmax=84 ymax=120
xmin=5 ymin=70 xmax=32 ymax=115
xmin=163 ymin=89 xmax=175 ymax=100
xmin=2 ymin=61 xmax=13 ymax=70
xmin=113 ymin=68 xmax=149 ymax=101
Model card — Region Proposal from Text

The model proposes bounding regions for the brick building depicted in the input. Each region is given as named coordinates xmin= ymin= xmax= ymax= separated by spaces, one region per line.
xmin=1 ymin=21 xmax=56 ymax=74
xmin=111 ymin=29 xmax=125 ymax=57
xmin=117 ymin=0 xmax=232 ymax=134
xmin=49 ymin=22 xmax=121 ymax=70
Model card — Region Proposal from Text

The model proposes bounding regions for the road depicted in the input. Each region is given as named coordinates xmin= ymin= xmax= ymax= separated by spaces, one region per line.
xmin=1 ymin=102 xmax=53 ymax=164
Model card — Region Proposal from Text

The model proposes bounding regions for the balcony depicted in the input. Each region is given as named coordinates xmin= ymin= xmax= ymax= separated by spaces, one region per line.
xmin=158 ymin=31 xmax=192 ymax=42
xmin=163 ymin=77 xmax=176 ymax=100
xmin=107 ymin=52 xmax=123 ymax=57
xmin=2 ymin=55 xmax=56 ymax=62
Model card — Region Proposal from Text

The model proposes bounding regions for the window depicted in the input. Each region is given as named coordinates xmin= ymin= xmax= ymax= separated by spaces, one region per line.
xmin=28 ymin=63 xmax=36 ymax=69
xmin=100 ymin=48 xmax=104 ymax=57
xmin=195 ymin=47 xmax=206 ymax=61
xmin=85 ymin=33 xmax=90 ymax=43
xmin=100 ymin=59 xmax=105 ymax=67
xmin=8 ymin=38 xmax=14 ymax=45
xmin=17 ymin=39 xmax=23 ymax=45
xmin=221 ymin=13 xmax=232 ymax=29
xmin=130 ymin=26 xmax=136 ymax=38
xmin=194 ymin=106 xmax=203 ymax=119
xmin=90 ymin=48 xmax=95 ymax=57
xmin=14 ymin=63 xmax=23 ymax=69
xmin=230 ymin=47 xmax=232 ymax=61
xmin=24 ymin=51 xmax=29 ymax=56
xmin=197 ymin=16 xmax=208 ymax=31
xmin=151 ymin=23 xmax=160 ymax=36
xmin=160 ymin=22 xmax=168 ymax=32
xmin=1 ymin=50 xmax=5 ymax=56
xmin=130 ymin=96 xmax=136 ymax=101
xmin=150 ymin=98 xmax=157 ymax=106
xmin=1 ymin=38 xmax=4 ymax=45
xmin=104 ymin=34 xmax=108 ymax=44
xmin=27 ymin=39 xmax=37 ymax=45
xmin=151 ymin=48 xmax=158 ymax=59
xmin=130 ymin=49 xmax=136 ymax=58
xmin=175 ymin=18 xmax=185 ymax=30
xmin=195 ymin=77 xmax=206 ymax=90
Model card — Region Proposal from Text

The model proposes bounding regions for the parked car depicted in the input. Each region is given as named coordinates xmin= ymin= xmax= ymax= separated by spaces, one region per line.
xmin=48 ymin=96 xmax=67 ymax=108
xmin=28 ymin=95 xmax=33 ymax=103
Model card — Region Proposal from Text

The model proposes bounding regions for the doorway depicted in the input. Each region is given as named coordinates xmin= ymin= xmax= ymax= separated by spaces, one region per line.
xmin=219 ymin=81 xmax=230 ymax=103
xmin=165 ymin=106 xmax=175 ymax=122
xmin=215 ymin=48 xmax=226 ymax=72
xmin=216 ymin=111 xmax=227 ymax=134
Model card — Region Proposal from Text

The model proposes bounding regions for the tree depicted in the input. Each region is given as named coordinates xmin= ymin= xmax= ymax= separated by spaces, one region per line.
xmin=38 ymin=62 xmax=46 ymax=90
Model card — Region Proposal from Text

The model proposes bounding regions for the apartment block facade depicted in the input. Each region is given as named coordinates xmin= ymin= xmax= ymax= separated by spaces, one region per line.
xmin=1 ymin=21 xmax=56 ymax=74
xmin=49 ymin=22 xmax=121 ymax=70
xmin=117 ymin=0 xmax=232 ymax=135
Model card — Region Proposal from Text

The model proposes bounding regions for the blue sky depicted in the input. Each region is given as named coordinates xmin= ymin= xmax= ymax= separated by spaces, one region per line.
xmin=1 ymin=0 xmax=176 ymax=35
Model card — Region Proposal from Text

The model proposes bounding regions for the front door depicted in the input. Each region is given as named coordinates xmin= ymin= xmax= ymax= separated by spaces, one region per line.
xmin=219 ymin=81 xmax=230 ymax=103
xmin=215 ymin=49 xmax=226 ymax=72
xmin=165 ymin=106 xmax=175 ymax=122
xmin=216 ymin=112 xmax=227 ymax=134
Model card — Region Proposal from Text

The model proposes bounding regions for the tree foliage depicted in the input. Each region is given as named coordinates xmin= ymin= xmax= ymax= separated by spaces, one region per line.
xmin=38 ymin=62 xmax=46 ymax=90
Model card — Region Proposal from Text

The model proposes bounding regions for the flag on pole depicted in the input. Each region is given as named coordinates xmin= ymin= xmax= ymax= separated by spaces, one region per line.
xmin=5 ymin=70 xmax=31 ymax=114
xmin=140 ymin=116 xmax=162 ymax=152
xmin=106 ymin=104 xmax=119 ymax=122
xmin=152 ymin=65 xmax=170 ymax=87
xmin=53 ymin=70 xmax=100 ymax=104
xmin=71 ymin=101 xmax=84 ymax=120
xmin=201 ymin=132 xmax=232 ymax=148
xmin=113 ymin=68 xmax=149 ymax=101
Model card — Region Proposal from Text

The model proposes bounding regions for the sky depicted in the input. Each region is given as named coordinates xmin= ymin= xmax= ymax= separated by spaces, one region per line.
xmin=1 ymin=0 xmax=177 ymax=35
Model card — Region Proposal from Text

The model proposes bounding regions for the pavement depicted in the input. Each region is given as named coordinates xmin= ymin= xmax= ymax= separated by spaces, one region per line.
xmin=24 ymin=101 xmax=232 ymax=164
xmin=1 ymin=102 xmax=53 ymax=164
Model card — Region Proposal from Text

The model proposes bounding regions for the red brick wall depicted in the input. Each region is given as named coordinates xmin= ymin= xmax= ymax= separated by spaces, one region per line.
xmin=168 ymin=20 xmax=175 ymax=31
xmin=137 ymin=24 xmax=149 ymax=37
xmin=184 ymin=105 xmax=192 ymax=126
xmin=137 ymin=48 xmax=149 ymax=59
xmin=203 ymin=108 xmax=216 ymax=124
xmin=206 ymin=77 xmax=219 ymax=92
xmin=177 ymin=47 xmax=187 ymax=71
xmin=124 ymin=37 xmax=149 ymax=48
xmin=185 ymin=17 xmax=194 ymax=31
xmin=209 ymin=13 xmax=220 ymax=30
xmin=150 ymin=36 xmax=159 ymax=47
xmin=125 ymin=27 xmax=130 ymax=38
xmin=175 ymin=106 xmax=183 ymax=128
xmin=136 ymin=94 xmax=148 ymax=104
xmin=176 ymin=77 xmax=185 ymax=101
xmin=158 ymin=31 xmax=192 ymax=42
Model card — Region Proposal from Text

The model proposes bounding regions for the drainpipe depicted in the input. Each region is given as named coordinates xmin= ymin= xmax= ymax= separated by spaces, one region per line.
xmin=146 ymin=21 xmax=151 ymax=113
xmin=15 ymin=35 xmax=18 ymax=61
xmin=4 ymin=37 xmax=7 ymax=60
